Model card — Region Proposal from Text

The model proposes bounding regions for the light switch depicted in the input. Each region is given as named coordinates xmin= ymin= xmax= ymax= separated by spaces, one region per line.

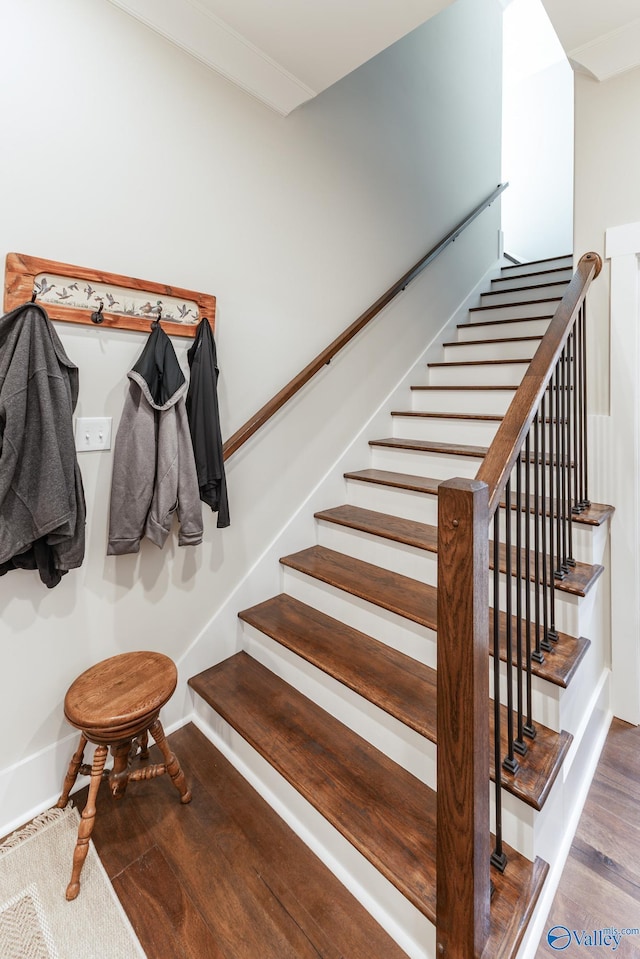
xmin=75 ymin=417 xmax=112 ymax=452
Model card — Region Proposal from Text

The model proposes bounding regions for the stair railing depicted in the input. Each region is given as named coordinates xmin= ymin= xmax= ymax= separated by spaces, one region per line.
xmin=222 ymin=183 xmax=507 ymax=460
xmin=436 ymin=252 xmax=602 ymax=958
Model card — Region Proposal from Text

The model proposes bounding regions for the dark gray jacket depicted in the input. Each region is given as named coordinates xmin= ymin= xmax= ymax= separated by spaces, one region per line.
xmin=108 ymin=324 xmax=203 ymax=555
xmin=0 ymin=303 xmax=85 ymax=587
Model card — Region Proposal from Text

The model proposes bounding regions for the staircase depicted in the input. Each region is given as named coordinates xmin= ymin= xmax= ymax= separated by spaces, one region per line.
xmin=189 ymin=254 xmax=612 ymax=959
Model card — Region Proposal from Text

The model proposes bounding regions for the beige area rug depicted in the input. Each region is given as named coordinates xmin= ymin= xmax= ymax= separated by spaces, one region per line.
xmin=0 ymin=806 xmax=146 ymax=959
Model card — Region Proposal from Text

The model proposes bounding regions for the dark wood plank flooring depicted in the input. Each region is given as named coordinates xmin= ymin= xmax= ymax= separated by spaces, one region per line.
xmin=71 ymin=716 xmax=640 ymax=958
xmin=535 ymin=718 xmax=640 ymax=957
xmin=76 ymin=722 xmax=409 ymax=959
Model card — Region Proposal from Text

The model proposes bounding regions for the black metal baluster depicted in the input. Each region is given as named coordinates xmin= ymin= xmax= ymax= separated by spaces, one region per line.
xmin=580 ymin=304 xmax=590 ymax=509
xmin=546 ymin=369 xmax=559 ymax=644
xmin=514 ymin=448 xmax=526 ymax=756
xmin=502 ymin=478 xmax=518 ymax=774
xmin=572 ymin=323 xmax=581 ymax=515
xmin=555 ymin=352 xmax=566 ymax=577
xmin=532 ymin=409 xmax=544 ymax=664
xmin=566 ymin=332 xmax=576 ymax=566
xmin=491 ymin=509 xmax=507 ymax=872
xmin=540 ymin=389 xmax=553 ymax=652
xmin=523 ymin=428 xmax=536 ymax=739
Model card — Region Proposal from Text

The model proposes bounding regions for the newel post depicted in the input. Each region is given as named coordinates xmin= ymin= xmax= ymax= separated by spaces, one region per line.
xmin=436 ymin=478 xmax=490 ymax=958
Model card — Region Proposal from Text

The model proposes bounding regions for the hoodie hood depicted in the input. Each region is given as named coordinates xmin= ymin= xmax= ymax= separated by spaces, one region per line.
xmin=129 ymin=322 xmax=186 ymax=410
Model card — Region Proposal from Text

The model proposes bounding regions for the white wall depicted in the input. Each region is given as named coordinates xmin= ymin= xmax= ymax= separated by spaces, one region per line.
xmin=0 ymin=0 xmax=503 ymax=829
xmin=574 ymin=65 xmax=640 ymax=724
xmin=501 ymin=0 xmax=573 ymax=261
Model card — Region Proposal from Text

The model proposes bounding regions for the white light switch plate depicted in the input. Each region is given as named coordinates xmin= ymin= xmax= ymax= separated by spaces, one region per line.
xmin=75 ymin=417 xmax=112 ymax=452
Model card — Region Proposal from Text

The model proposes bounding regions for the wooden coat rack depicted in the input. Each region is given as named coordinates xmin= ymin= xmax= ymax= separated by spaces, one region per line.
xmin=4 ymin=253 xmax=216 ymax=338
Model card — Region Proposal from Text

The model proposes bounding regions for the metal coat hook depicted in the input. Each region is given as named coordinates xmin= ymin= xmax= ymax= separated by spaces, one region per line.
xmin=90 ymin=300 xmax=104 ymax=324
xmin=151 ymin=302 xmax=163 ymax=329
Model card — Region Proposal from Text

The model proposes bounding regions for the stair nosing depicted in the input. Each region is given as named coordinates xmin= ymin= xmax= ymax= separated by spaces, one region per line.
xmin=442 ymin=335 xmax=543 ymax=348
xmin=427 ymin=358 xmax=530 ymax=368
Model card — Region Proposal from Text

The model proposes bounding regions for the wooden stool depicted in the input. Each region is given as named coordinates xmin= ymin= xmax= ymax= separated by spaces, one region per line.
xmin=56 ymin=651 xmax=191 ymax=900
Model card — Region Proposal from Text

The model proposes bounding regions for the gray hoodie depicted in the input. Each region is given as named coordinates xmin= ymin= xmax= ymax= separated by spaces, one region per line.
xmin=107 ymin=324 xmax=203 ymax=555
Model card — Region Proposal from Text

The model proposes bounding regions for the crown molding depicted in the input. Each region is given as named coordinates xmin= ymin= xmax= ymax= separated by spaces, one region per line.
xmin=106 ymin=0 xmax=317 ymax=115
xmin=568 ymin=16 xmax=640 ymax=82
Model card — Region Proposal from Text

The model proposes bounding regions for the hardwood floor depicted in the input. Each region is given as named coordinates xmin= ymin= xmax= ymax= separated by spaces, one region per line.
xmin=535 ymin=718 xmax=640 ymax=957
xmin=72 ymin=717 xmax=640 ymax=958
xmin=76 ymin=722 xmax=409 ymax=959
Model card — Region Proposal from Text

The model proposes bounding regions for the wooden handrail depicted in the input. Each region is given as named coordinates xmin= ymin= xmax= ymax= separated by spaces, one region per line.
xmin=476 ymin=251 xmax=602 ymax=516
xmin=223 ymin=182 xmax=508 ymax=460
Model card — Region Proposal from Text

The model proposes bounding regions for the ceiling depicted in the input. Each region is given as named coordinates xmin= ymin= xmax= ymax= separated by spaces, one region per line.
xmin=105 ymin=0 xmax=640 ymax=116
xmin=104 ymin=0 xmax=454 ymax=114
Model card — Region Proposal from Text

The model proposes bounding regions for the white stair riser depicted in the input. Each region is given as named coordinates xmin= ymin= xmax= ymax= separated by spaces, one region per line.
xmin=282 ymin=566 xmax=438 ymax=668
xmin=193 ymin=700 xmax=436 ymax=959
xmin=443 ymin=338 xmax=540 ymax=363
xmin=469 ymin=299 xmax=558 ymax=322
xmin=480 ymin=282 xmax=568 ymax=307
xmin=391 ymin=414 xmax=500 ymax=446
xmin=457 ymin=317 xmax=551 ymax=342
xmin=369 ymin=445 xmax=481 ymax=479
xmin=491 ymin=269 xmax=573 ymax=291
xmin=411 ymin=387 xmax=516 ymax=414
xmin=428 ymin=361 xmax=527 ymax=387
xmin=501 ymin=256 xmax=573 ymax=278
xmin=345 ymin=479 xmax=440 ymax=526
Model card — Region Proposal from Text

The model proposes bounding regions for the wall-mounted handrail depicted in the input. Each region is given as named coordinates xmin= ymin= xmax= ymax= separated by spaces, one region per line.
xmin=223 ymin=182 xmax=508 ymax=460
xmin=476 ymin=252 xmax=602 ymax=516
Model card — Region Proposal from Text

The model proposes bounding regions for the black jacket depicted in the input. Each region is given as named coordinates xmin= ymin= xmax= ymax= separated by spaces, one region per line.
xmin=0 ymin=303 xmax=85 ymax=587
xmin=186 ymin=319 xmax=229 ymax=528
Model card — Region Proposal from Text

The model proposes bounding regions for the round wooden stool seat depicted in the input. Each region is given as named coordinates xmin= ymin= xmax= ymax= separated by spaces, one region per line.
xmin=56 ymin=650 xmax=191 ymax=902
xmin=64 ymin=651 xmax=178 ymax=743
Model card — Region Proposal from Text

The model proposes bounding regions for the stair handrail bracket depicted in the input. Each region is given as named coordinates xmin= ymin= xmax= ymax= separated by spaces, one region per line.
xmin=436 ymin=251 xmax=602 ymax=958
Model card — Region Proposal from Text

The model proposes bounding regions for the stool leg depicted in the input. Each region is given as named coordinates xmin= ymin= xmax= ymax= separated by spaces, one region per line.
xmin=66 ymin=743 xmax=108 ymax=901
xmin=109 ymin=740 xmax=133 ymax=800
xmin=137 ymin=729 xmax=149 ymax=760
xmin=56 ymin=734 xmax=87 ymax=809
xmin=148 ymin=718 xmax=192 ymax=804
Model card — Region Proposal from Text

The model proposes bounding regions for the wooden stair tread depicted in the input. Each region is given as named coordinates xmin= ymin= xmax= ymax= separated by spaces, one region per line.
xmin=483 ymin=280 xmax=570 ymax=296
xmin=390 ymin=411 xmax=503 ymax=422
xmin=428 ymin=358 xmax=530 ymax=368
xmin=442 ymin=335 xmax=543 ymax=348
xmin=188 ymin=651 xmax=549 ymax=947
xmin=315 ymin=504 xmax=603 ymax=598
xmin=411 ymin=384 xmax=517 ymax=390
xmin=501 ymin=256 xmax=572 ymax=272
xmin=280 ymin=545 xmax=588 ymax=688
xmin=345 ymin=467 xmax=441 ymax=495
xmin=343 ymin=468 xmax=613 ymax=527
xmin=469 ymin=297 xmax=561 ymax=313
xmin=458 ymin=316 xmax=552 ymax=331
xmin=239 ymin=593 xmax=571 ymax=810
xmin=369 ymin=436 xmax=487 ymax=457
